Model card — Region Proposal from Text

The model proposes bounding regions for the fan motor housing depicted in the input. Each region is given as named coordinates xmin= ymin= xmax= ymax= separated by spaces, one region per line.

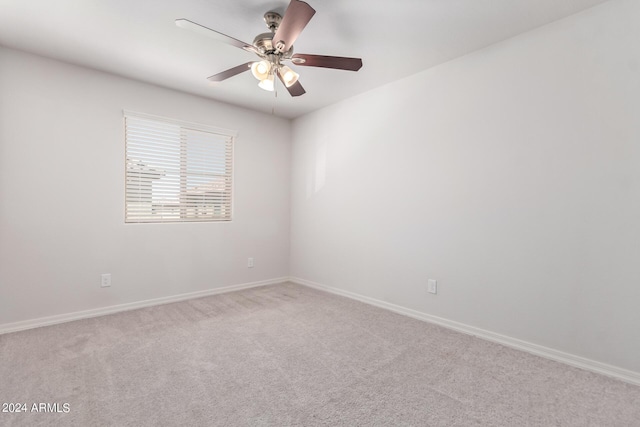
xmin=253 ymin=32 xmax=275 ymax=53
xmin=253 ymin=11 xmax=294 ymax=57
xmin=253 ymin=32 xmax=293 ymax=58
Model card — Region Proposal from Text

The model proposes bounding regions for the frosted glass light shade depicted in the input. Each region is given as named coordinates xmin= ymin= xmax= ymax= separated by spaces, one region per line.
xmin=258 ymin=74 xmax=275 ymax=91
xmin=279 ymin=65 xmax=299 ymax=87
xmin=251 ymin=61 xmax=271 ymax=81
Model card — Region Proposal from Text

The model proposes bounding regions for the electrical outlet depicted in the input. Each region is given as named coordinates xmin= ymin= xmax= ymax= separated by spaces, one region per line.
xmin=427 ymin=279 xmax=437 ymax=294
xmin=248 ymin=257 xmax=254 ymax=268
xmin=101 ymin=273 xmax=111 ymax=288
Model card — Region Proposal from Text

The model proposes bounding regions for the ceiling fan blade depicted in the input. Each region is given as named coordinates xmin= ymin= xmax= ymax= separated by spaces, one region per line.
xmin=176 ymin=19 xmax=258 ymax=54
xmin=272 ymin=0 xmax=316 ymax=53
xmin=291 ymin=54 xmax=363 ymax=71
xmin=277 ymin=72 xmax=306 ymax=97
xmin=207 ymin=62 xmax=254 ymax=82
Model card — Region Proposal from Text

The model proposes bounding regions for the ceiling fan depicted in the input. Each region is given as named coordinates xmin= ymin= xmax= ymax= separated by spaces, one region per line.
xmin=176 ymin=0 xmax=363 ymax=97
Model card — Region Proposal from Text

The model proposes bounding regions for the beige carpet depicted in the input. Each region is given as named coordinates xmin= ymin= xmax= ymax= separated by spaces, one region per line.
xmin=1 ymin=282 xmax=639 ymax=426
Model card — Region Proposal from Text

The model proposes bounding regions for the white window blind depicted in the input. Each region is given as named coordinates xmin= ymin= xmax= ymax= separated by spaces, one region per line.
xmin=124 ymin=112 xmax=234 ymax=223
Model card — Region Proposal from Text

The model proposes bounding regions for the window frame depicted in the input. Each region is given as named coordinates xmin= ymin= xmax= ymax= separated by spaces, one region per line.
xmin=123 ymin=110 xmax=236 ymax=224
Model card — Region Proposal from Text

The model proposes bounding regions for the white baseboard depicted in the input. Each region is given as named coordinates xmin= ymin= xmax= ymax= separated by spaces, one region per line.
xmin=0 ymin=277 xmax=288 ymax=335
xmin=5 ymin=275 xmax=639 ymax=387
xmin=290 ymin=276 xmax=640 ymax=387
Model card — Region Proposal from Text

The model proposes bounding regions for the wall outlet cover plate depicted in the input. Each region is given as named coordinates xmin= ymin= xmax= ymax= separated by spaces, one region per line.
xmin=427 ymin=279 xmax=437 ymax=294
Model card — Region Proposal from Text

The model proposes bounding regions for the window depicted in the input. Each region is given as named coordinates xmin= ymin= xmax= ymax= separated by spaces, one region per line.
xmin=124 ymin=111 xmax=234 ymax=223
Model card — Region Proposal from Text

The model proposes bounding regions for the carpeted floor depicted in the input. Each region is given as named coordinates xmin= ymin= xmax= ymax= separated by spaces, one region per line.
xmin=1 ymin=282 xmax=639 ymax=426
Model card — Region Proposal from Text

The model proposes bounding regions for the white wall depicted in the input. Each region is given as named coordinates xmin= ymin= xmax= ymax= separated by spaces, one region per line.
xmin=0 ymin=47 xmax=291 ymax=325
xmin=290 ymin=0 xmax=640 ymax=373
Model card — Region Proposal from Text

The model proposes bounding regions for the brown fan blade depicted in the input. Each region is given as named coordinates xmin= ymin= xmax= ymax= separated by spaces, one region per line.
xmin=291 ymin=54 xmax=362 ymax=71
xmin=176 ymin=19 xmax=258 ymax=54
xmin=277 ymin=72 xmax=306 ymax=97
xmin=272 ymin=0 xmax=316 ymax=53
xmin=207 ymin=62 xmax=253 ymax=82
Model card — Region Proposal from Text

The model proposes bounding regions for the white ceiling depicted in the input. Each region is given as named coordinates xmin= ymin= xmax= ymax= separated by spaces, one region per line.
xmin=0 ymin=0 xmax=610 ymax=119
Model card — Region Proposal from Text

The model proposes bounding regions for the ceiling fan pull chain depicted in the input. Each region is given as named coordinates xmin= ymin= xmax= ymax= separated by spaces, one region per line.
xmin=272 ymin=86 xmax=278 ymax=115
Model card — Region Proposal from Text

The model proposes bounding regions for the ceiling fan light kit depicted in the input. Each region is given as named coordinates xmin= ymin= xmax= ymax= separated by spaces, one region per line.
xmin=176 ymin=0 xmax=362 ymax=97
